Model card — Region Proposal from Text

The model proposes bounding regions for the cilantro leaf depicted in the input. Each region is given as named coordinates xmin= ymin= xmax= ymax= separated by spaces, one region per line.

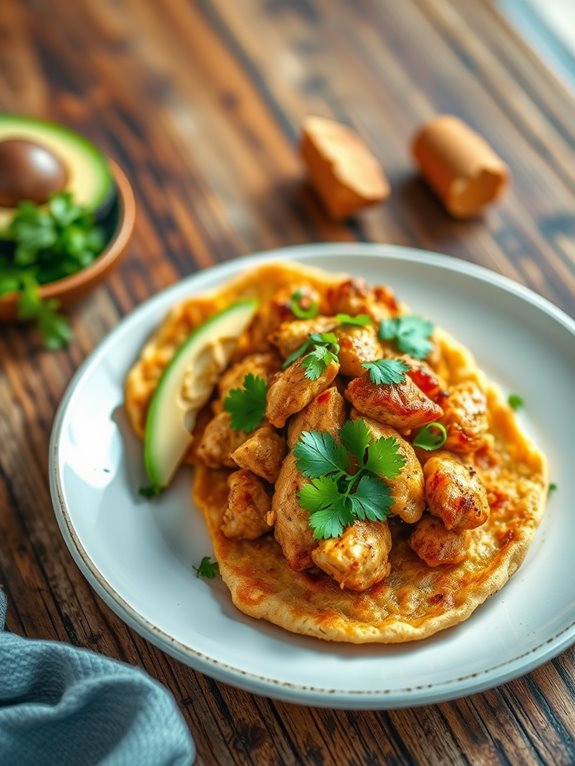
xmin=413 ymin=422 xmax=447 ymax=451
xmin=336 ymin=313 xmax=372 ymax=327
xmin=193 ymin=556 xmax=220 ymax=579
xmin=293 ymin=418 xmax=406 ymax=540
xmin=365 ymin=436 xmax=406 ymax=479
xmin=290 ymin=288 xmax=319 ymax=319
xmin=548 ymin=483 xmax=558 ymax=495
xmin=224 ymin=373 xmax=267 ymax=432
xmin=17 ymin=277 xmax=71 ymax=350
xmin=362 ymin=359 xmax=409 ymax=385
xmin=508 ymin=393 xmax=524 ymax=411
xmin=2 ymin=191 xmax=105 ymax=350
xmin=300 ymin=476 xmax=355 ymax=539
xmin=293 ymin=430 xmax=349 ymax=477
xmin=283 ymin=332 xmax=340 ymax=381
xmin=340 ymin=419 xmax=371 ymax=463
xmin=379 ymin=315 xmax=434 ymax=359
xmin=301 ymin=345 xmax=339 ymax=381
xmin=348 ymin=474 xmax=393 ymax=521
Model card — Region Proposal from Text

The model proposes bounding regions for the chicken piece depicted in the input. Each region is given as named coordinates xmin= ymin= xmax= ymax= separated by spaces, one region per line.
xmin=336 ymin=325 xmax=383 ymax=378
xmin=403 ymin=358 xmax=446 ymax=401
xmin=353 ymin=412 xmax=425 ymax=523
xmin=271 ymin=453 xmax=316 ymax=570
xmin=325 ymin=277 xmax=378 ymax=319
xmin=196 ymin=412 xmax=248 ymax=468
xmin=439 ymin=382 xmax=489 ymax=453
xmin=408 ymin=516 xmax=470 ymax=567
xmin=266 ymin=357 xmax=340 ymax=428
xmin=424 ymin=451 xmax=490 ymax=530
xmin=346 ymin=372 xmax=443 ymax=430
xmin=216 ymin=353 xmax=281 ymax=409
xmin=312 ymin=520 xmax=392 ymax=592
xmin=288 ymin=387 xmax=346 ymax=448
xmin=268 ymin=316 xmax=338 ymax=359
xmin=221 ymin=470 xmax=272 ymax=540
xmin=231 ymin=424 xmax=287 ymax=483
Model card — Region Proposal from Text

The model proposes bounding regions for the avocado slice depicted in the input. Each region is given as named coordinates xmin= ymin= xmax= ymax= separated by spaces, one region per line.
xmin=0 ymin=115 xmax=114 ymax=230
xmin=144 ymin=298 xmax=259 ymax=491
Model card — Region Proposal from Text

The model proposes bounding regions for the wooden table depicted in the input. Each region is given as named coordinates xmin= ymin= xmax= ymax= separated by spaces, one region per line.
xmin=1 ymin=1 xmax=574 ymax=763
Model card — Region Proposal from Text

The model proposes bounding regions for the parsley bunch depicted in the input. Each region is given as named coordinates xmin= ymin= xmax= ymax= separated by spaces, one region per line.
xmin=293 ymin=419 xmax=406 ymax=539
xmin=379 ymin=315 xmax=434 ymax=359
xmin=283 ymin=332 xmax=340 ymax=381
xmin=0 ymin=192 xmax=105 ymax=349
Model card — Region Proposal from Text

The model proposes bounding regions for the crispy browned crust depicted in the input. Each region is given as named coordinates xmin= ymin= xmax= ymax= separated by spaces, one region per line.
xmin=127 ymin=262 xmax=548 ymax=643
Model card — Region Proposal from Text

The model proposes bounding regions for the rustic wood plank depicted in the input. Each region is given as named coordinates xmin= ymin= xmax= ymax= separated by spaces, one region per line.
xmin=0 ymin=1 xmax=573 ymax=764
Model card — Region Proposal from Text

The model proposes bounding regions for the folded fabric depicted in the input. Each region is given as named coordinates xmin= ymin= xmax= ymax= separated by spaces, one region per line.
xmin=0 ymin=591 xmax=195 ymax=766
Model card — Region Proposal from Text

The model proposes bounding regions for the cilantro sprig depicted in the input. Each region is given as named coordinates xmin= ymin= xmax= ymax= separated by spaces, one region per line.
xmin=289 ymin=288 xmax=319 ymax=319
xmin=193 ymin=556 xmax=220 ymax=579
xmin=0 ymin=191 xmax=105 ymax=349
xmin=379 ymin=315 xmax=434 ymax=359
xmin=224 ymin=373 xmax=268 ymax=432
xmin=508 ymin=393 xmax=524 ymax=411
xmin=283 ymin=332 xmax=340 ymax=381
xmin=362 ymin=358 xmax=409 ymax=385
xmin=294 ymin=419 xmax=405 ymax=539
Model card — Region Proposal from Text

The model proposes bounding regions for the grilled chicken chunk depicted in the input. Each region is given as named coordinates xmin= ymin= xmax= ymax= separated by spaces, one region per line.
xmin=197 ymin=412 xmax=248 ymax=468
xmin=268 ymin=316 xmax=338 ymax=359
xmin=266 ymin=357 xmax=340 ymax=428
xmin=403 ymin=358 xmax=445 ymax=401
xmin=408 ymin=516 xmax=470 ymax=566
xmin=221 ymin=470 xmax=272 ymax=540
xmin=215 ymin=353 xmax=281 ymax=412
xmin=271 ymin=453 xmax=316 ymax=570
xmin=424 ymin=451 xmax=490 ymax=530
xmin=439 ymin=382 xmax=489 ymax=453
xmin=287 ymin=387 xmax=346 ymax=448
xmin=346 ymin=372 xmax=443 ymax=430
xmin=312 ymin=520 xmax=392 ymax=591
xmin=353 ymin=412 xmax=425 ymax=524
xmin=324 ymin=277 xmax=392 ymax=323
xmin=336 ymin=325 xmax=383 ymax=378
xmin=231 ymin=424 xmax=287 ymax=483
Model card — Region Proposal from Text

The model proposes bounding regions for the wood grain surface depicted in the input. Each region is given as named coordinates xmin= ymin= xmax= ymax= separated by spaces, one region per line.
xmin=1 ymin=1 xmax=574 ymax=764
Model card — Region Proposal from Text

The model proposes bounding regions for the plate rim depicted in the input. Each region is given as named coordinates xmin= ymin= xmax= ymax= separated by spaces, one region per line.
xmin=49 ymin=243 xmax=575 ymax=709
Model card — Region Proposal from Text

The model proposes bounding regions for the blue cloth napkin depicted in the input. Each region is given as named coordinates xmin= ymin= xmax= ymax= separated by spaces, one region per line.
xmin=0 ymin=591 xmax=195 ymax=766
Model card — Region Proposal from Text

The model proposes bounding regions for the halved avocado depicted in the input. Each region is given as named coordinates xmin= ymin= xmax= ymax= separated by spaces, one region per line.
xmin=0 ymin=115 xmax=115 ymax=229
xmin=144 ymin=298 xmax=259 ymax=491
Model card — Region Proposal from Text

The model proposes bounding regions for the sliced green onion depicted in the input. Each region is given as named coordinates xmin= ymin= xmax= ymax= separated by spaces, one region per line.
xmin=413 ymin=422 xmax=447 ymax=451
xmin=289 ymin=288 xmax=319 ymax=319
xmin=336 ymin=313 xmax=372 ymax=327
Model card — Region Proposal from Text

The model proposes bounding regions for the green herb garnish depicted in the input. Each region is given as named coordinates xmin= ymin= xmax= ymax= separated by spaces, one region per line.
xmin=289 ymin=288 xmax=319 ymax=319
xmin=193 ymin=556 xmax=220 ymax=579
xmin=362 ymin=358 xmax=409 ymax=385
xmin=548 ymin=483 xmax=558 ymax=495
xmin=508 ymin=393 xmax=524 ymax=411
xmin=379 ymin=315 xmax=434 ymax=359
xmin=0 ymin=192 xmax=105 ymax=349
xmin=283 ymin=332 xmax=340 ymax=381
xmin=224 ymin=373 xmax=268 ymax=432
xmin=139 ymin=484 xmax=164 ymax=498
xmin=336 ymin=313 xmax=372 ymax=328
xmin=294 ymin=419 xmax=405 ymax=540
xmin=412 ymin=422 xmax=447 ymax=451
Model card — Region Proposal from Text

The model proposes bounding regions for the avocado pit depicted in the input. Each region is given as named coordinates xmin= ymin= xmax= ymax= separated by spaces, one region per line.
xmin=0 ymin=138 xmax=69 ymax=207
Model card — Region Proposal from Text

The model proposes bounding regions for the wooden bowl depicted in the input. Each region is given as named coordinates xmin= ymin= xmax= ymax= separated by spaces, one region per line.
xmin=0 ymin=159 xmax=135 ymax=321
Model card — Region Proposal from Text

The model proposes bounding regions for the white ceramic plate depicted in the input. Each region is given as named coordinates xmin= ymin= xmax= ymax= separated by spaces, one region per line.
xmin=49 ymin=244 xmax=575 ymax=709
